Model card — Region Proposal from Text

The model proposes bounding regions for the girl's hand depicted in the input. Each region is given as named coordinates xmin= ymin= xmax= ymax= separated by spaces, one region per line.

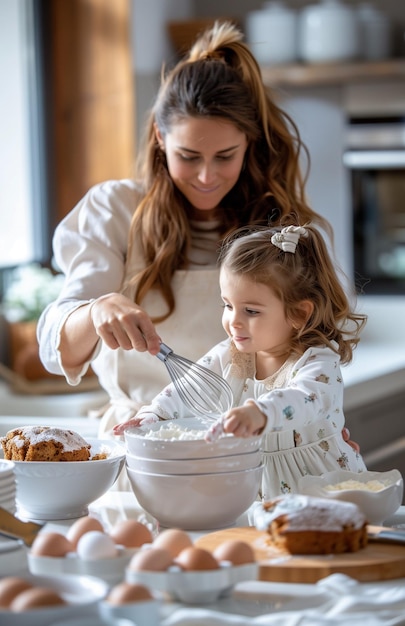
xmin=222 ymin=401 xmax=266 ymax=438
xmin=113 ymin=413 xmax=159 ymax=435
xmin=342 ymin=427 xmax=361 ymax=453
xmin=89 ymin=293 xmax=161 ymax=355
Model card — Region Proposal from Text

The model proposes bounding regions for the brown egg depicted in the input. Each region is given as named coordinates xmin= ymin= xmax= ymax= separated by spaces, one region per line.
xmin=213 ymin=540 xmax=255 ymax=565
xmin=128 ymin=547 xmax=173 ymax=572
xmin=153 ymin=528 xmax=193 ymax=558
xmin=175 ymin=546 xmax=219 ymax=571
xmin=30 ymin=531 xmax=74 ymax=557
xmin=67 ymin=515 xmax=105 ymax=548
xmin=10 ymin=587 xmax=66 ymax=611
xmin=0 ymin=577 xmax=33 ymax=608
xmin=109 ymin=519 xmax=153 ymax=548
xmin=106 ymin=582 xmax=152 ymax=605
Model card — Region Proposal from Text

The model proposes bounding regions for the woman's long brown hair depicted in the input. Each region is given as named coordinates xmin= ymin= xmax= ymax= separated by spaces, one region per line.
xmin=125 ymin=21 xmax=331 ymax=323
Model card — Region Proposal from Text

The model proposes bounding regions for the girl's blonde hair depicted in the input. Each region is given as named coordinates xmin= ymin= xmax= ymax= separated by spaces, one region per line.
xmin=126 ymin=21 xmax=330 ymax=322
xmin=219 ymin=225 xmax=367 ymax=364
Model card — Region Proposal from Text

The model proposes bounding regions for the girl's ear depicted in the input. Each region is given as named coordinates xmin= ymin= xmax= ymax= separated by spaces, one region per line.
xmin=292 ymin=300 xmax=314 ymax=329
xmin=299 ymin=300 xmax=314 ymax=321
xmin=154 ymin=124 xmax=165 ymax=150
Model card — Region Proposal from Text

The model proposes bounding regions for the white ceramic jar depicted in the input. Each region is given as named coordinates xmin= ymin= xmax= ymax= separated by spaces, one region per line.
xmin=299 ymin=0 xmax=359 ymax=63
xmin=245 ymin=1 xmax=298 ymax=65
xmin=356 ymin=3 xmax=391 ymax=60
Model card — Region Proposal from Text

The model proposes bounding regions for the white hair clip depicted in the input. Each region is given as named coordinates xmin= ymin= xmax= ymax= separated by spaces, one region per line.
xmin=271 ymin=226 xmax=308 ymax=254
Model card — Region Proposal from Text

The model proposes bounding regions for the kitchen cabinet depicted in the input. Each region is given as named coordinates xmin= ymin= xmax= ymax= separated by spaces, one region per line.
xmin=43 ymin=0 xmax=135 ymax=226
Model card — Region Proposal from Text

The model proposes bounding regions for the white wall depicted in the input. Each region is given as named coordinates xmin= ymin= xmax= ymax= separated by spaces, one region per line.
xmin=130 ymin=0 xmax=192 ymax=143
xmin=131 ymin=0 xmax=191 ymax=73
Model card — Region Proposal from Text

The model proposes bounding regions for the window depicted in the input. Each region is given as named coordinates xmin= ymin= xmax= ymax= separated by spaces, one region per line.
xmin=0 ymin=0 xmax=49 ymax=273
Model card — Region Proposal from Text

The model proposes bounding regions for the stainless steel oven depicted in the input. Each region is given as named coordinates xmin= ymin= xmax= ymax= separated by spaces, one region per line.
xmin=343 ymin=117 xmax=405 ymax=294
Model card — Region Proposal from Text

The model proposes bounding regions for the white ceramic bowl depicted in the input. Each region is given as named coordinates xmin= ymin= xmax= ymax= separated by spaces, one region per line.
xmin=126 ymin=464 xmax=263 ymax=530
xmin=0 ymin=572 xmax=108 ymax=626
xmin=126 ymin=448 xmax=262 ymax=474
xmin=298 ymin=468 xmax=404 ymax=525
xmin=124 ymin=418 xmax=263 ymax=460
xmin=13 ymin=439 xmax=126 ymax=521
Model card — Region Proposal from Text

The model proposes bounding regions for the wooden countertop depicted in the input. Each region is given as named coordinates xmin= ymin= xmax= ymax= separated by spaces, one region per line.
xmin=261 ymin=58 xmax=405 ymax=88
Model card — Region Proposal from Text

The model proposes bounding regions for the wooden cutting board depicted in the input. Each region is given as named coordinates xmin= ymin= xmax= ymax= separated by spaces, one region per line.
xmin=196 ymin=526 xmax=405 ymax=583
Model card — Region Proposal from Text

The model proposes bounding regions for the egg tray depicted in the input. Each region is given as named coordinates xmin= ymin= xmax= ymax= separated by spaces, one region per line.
xmin=28 ymin=550 xmax=258 ymax=603
xmin=0 ymin=572 xmax=108 ymax=626
xmin=126 ymin=561 xmax=258 ymax=604
xmin=28 ymin=546 xmax=137 ymax=586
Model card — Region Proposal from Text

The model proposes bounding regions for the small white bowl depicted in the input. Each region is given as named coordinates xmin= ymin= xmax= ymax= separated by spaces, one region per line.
xmin=126 ymin=464 xmax=263 ymax=530
xmin=125 ymin=448 xmax=262 ymax=474
xmin=124 ymin=418 xmax=262 ymax=460
xmin=298 ymin=468 xmax=404 ymax=525
xmin=0 ymin=572 xmax=108 ymax=626
xmin=14 ymin=439 xmax=126 ymax=521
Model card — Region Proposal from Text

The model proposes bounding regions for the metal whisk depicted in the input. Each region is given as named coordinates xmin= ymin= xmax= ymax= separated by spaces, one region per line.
xmin=156 ymin=342 xmax=233 ymax=419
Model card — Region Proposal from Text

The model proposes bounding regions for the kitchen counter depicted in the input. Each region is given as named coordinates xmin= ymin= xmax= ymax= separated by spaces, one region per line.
xmin=341 ymin=296 xmax=405 ymax=411
xmin=342 ymin=341 xmax=405 ymax=411
xmin=0 ymin=380 xmax=108 ymax=418
xmin=40 ymin=491 xmax=405 ymax=625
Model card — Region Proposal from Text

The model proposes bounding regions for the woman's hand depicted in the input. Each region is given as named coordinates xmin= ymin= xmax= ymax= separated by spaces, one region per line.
xmin=90 ymin=293 xmax=161 ymax=355
xmin=222 ymin=401 xmax=266 ymax=438
xmin=60 ymin=292 xmax=161 ymax=370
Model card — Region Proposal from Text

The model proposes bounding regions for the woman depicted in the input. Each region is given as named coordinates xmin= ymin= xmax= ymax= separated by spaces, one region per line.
xmin=38 ymin=21 xmax=331 ymax=438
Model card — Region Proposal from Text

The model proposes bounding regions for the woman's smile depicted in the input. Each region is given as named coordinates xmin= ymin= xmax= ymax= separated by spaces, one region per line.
xmin=159 ymin=117 xmax=248 ymax=216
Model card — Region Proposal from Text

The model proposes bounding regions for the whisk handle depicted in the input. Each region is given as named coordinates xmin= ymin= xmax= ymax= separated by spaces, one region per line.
xmin=156 ymin=342 xmax=173 ymax=363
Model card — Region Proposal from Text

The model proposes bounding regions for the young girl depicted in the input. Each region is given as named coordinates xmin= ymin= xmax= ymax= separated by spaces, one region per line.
xmin=114 ymin=224 xmax=367 ymax=499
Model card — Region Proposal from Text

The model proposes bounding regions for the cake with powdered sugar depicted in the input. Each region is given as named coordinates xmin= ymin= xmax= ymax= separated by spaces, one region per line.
xmin=254 ymin=494 xmax=368 ymax=554
xmin=1 ymin=426 xmax=91 ymax=462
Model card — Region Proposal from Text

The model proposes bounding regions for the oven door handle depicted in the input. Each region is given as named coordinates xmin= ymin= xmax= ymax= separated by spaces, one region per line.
xmin=343 ymin=150 xmax=405 ymax=169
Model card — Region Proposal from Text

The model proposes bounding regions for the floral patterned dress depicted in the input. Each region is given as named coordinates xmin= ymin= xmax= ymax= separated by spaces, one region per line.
xmin=136 ymin=337 xmax=367 ymax=500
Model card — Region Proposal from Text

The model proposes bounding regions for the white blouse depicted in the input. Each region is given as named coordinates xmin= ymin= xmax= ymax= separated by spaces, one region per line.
xmin=37 ymin=179 xmax=227 ymax=435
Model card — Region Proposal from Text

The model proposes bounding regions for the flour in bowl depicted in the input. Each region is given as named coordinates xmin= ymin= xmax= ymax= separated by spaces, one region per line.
xmin=143 ymin=422 xmax=207 ymax=441
xmin=324 ymin=479 xmax=386 ymax=492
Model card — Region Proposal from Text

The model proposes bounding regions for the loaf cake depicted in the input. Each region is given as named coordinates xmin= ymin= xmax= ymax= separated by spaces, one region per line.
xmin=254 ymin=494 xmax=368 ymax=555
xmin=0 ymin=426 xmax=91 ymax=462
